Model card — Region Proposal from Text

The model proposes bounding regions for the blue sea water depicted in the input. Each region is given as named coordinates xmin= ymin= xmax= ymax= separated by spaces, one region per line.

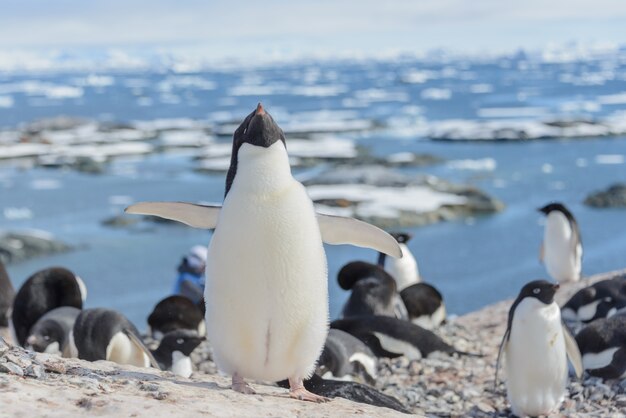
xmin=1 ymin=54 xmax=625 ymax=328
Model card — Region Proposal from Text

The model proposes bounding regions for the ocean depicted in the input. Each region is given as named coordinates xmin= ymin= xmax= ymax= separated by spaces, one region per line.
xmin=1 ymin=51 xmax=625 ymax=328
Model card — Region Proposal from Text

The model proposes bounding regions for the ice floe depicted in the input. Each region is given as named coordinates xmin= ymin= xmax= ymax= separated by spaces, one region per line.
xmin=447 ymin=158 xmax=497 ymax=171
xmin=594 ymin=155 xmax=624 ymax=165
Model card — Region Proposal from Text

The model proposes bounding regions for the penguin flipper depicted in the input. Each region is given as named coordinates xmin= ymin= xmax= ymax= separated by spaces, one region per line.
xmin=562 ymin=323 xmax=583 ymax=379
xmin=125 ymin=202 xmax=221 ymax=229
xmin=539 ymin=241 xmax=544 ymax=263
xmin=123 ymin=329 xmax=162 ymax=370
xmin=494 ymin=327 xmax=509 ymax=389
xmin=316 ymin=214 xmax=402 ymax=258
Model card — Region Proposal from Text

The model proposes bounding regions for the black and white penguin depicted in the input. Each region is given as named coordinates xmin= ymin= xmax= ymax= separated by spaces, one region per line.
xmin=378 ymin=231 xmax=420 ymax=290
xmin=338 ymin=261 xmax=408 ymax=320
xmin=71 ymin=308 xmax=159 ymax=369
xmin=317 ymin=328 xmax=378 ymax=384
xmin=400 ymin=283 xmax=446 ymax=330
xmin=561 ymin=275 xmax=626 ymax=322
xmin=25 ymin=306 xmax=80 ymax=356
xmin=575 ymin=314 xmax=626 ymax=379
xmin=495 ymin=280 xmax=583 ymax=417
xmin=538 ymin=203 xmax=583 ymax=283
xmin=147 ymin=295 xmax=205 ymax=340
xmin=277 ymin=374 xmax=409 ymax=414
xmin=126 ymin=103 xmax=401 ymax=402
xmin=151 ymin=329 xmax=204 ymax=378
xmin=331 ymin=315 xmax=472 ymax=360
xmin=0 ymin=260 xmax=15 ymax=339
xmin=12 ymin=267 xmax=86 ymax=347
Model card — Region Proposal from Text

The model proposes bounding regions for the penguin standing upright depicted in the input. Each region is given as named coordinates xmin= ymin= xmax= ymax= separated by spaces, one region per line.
xmin=496 ymin=280 xmax=583 ymax=417
xmin=377 ymin=232 xmax=419 ymax=290
xmin=126 ymin=104 xmax=401 ymax=402
xmin=538 ymin=203 xmax=583 ymax=283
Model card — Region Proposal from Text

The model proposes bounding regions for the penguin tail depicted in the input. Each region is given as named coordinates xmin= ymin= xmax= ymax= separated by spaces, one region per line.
xmin=122 ymin=328 xmax=162 ymax=371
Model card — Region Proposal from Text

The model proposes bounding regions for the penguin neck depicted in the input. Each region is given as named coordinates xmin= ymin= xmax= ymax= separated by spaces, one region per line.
xmin=171 ymin=350 xmax=193 ymax=377
xmin=229 ymin=141 xmax=293 ymax=196
xmin=545 ymin=212 xmax=572 ymax=241
xmin=151 ymin=345 xmax=172 ymax=368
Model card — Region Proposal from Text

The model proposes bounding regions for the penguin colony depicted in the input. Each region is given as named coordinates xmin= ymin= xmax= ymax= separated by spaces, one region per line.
xmin=1 ymin=106 xmax=624 ymax=415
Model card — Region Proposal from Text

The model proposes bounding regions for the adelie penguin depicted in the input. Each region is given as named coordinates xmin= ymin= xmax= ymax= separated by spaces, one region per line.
xmin=71 ymin=308 xmax=160 ymax=369
xmin=26 ymin=306 xmax=80 ymax=356
xmin=561 ymin=275 xmax=626 ymax=322
xmin=575 ymin=313 xmax=626 ymax=380
xmin=338 ymin=261 xmax=408 ymax=320
xmin=147 ymin=295 xmax=205 ymax=340
xmin=331 ymin=315 xmax=474 ymax=360
xmin=538 ymin=203 xmax=583 ymax=283
xmin=12 ymin=267 xmax=86 ymax=347
xmin=126 ymin=104 xmax=402 ymax=402
xmin=151 ymin=329 xmax=204 ymax=378
xmin=495 ymin=280 xmax=583 ymax=418
xmin=377 ymin=231 xmax=420 ymax=290
xmin=400 ymin=283 xmax=446 ymax=330
xmin=317 ymin=328 xmax=378 ymax=384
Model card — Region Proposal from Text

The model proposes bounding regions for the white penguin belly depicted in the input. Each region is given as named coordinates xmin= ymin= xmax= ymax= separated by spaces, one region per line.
xmin=388 ymin=243 xmax=419 ymax=290
xmin=544 ymin=213 xmax=580 ymax=282
xmin=506 ymin=300 xmax=567 ymax=417
xmin=205 ymin=142 xmax=329 ymax=382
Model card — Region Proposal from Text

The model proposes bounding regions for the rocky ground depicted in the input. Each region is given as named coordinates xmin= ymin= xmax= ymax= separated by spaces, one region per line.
xmin=2 ymin=269 xmax=626 ymax=417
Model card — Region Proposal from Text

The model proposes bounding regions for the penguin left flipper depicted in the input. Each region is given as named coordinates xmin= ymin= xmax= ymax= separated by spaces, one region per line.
xmin=562 ymin=323 xmax=583 ymax=378
xmin=125 ymin=202 xmax=221 ymax=229
xmin=494 ymin=328 xmax=510 ymax=389
xmin=123 ymin=329 xmax=162 ymax=370
xmin=316 ymin=214 xmax=402 ymax=258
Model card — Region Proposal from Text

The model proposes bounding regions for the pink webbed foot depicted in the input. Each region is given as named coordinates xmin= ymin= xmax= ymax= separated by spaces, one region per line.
xmin=288 ymin=378 xmax=329 ymax=403
xmin=232 ymin=373 xmax=256 ymax=395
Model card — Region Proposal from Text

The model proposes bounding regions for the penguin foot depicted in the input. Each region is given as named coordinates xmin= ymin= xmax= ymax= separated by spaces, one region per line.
xmin=288 ymin=378 xmax=329 ymax=403
xmin=232 ymin=373 xmax=256 ymax=394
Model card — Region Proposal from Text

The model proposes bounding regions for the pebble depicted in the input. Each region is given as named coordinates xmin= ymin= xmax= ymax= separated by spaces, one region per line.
xmin=0 ymin=361 xmax=24 ymax=376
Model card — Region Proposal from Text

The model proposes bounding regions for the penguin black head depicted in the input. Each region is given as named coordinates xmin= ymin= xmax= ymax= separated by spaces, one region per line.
xmin=158 ymin=330 xmax=204 ymax=357
xmin=225 ymin=103 xmax=286 ymax=196
xmin=389 ymin=232 xmax=413 ymax=244
xmin=518 ymin=280 xmax=559 ymax=305
xmin=538 ymin=202 xmax=572 ymax=217
xmin=337 ymin=261 xmax=396 ymax=291
xmin=26 ymin=318 xmax=65 ymax=353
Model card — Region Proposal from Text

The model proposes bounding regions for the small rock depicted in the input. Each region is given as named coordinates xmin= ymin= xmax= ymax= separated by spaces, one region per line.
xmin=43 ymin=361 xmax=66 ymax=374
xmin=25 ymin=364 xmax=46 ymax=379
xmin=151 ymin=391 xmax=169 ymax=401
xmin=0 ymin=361 xmax=24 ymax=376
xmin=4 ymin=352 xmax=32 ymax=369
xmin=477 ymin=401 xmax=495 ymax=413
xmin=138 ymin=382 xmax=159 ymax=392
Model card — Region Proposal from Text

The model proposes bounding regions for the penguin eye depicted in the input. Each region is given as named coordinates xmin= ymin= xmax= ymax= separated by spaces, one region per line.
xmin=176 ymin=338 xmax=184 ymax=345
xmin=44 ymin=335 xmax=50 ymax=341
xmin=533 ymin=288 xmax=541 ymax=294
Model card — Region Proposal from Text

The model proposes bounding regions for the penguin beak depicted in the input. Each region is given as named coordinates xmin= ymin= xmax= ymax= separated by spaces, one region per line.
xmin=552 ymin=283 xmax=560 ymax=291
xmin=255 ymin=102 xmax=265 ymax=116
xmin=26 ymin=335 xmax=37 ymax=346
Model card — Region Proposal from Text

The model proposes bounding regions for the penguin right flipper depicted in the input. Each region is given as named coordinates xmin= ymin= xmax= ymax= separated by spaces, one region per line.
xmin=123 ymin=329 xmax=162 ymax=370
xmin=316 ymin=214 xmax=402 ymax=258
xmin=562 ymin=323 xmax=583 ymax=378
xmin=125 ymin=202 xmax=221 ymax=229
xmin=494 ymin=327 xmax=510 ymax=389
xmin=539 ymin=241 xmax=544 ymax=263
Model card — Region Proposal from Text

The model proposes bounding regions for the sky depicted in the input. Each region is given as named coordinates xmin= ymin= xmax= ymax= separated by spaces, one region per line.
xmin=1 ymin=0 xmax=626 ymax=59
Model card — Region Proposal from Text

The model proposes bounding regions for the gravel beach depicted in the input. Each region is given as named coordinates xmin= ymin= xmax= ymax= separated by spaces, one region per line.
xmin=1 ymin=269 xmax=625 ymax=417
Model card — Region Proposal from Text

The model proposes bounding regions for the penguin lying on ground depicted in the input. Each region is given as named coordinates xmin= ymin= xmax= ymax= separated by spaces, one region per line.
xmin=338 ymin=261 xmax=408 ymax=319
xmin=25 ymin=306 xmax=80 ymax=356
xmin=151 ymin=329 xmax=204 ymax=378
xmin=71 ymin=308 xmax=160 ymax=369
xmin=538 ymin=203 xmax=583 ymax=283
xmin=277 ymin=374 xmax=409 ymax=414
xmin=126 ymin=104 xmax=402 ymax=402
xmin=377 ymin=231 xmax=419 ymax=290
xmin=0 ymin=260 xmax=15 ymax=342
xmin=575 ymin=313 xmax=626 ymax=379
xmin=331 ymin=316 xmax=476 ymax=359
xmin=12 ymin=267 xmax=86 ymax=347
xmin=561 ymin=275 xmax=626 ymax=322
xmin=316 ymin=328 xmax=378 ymax=384
xmin=147 ymin=295 xmax=205 ymax=340
xmin=400 ymin=283 xmax=446 ymax=330
xmin=495 ymin=280 xmax=583 ymax=418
